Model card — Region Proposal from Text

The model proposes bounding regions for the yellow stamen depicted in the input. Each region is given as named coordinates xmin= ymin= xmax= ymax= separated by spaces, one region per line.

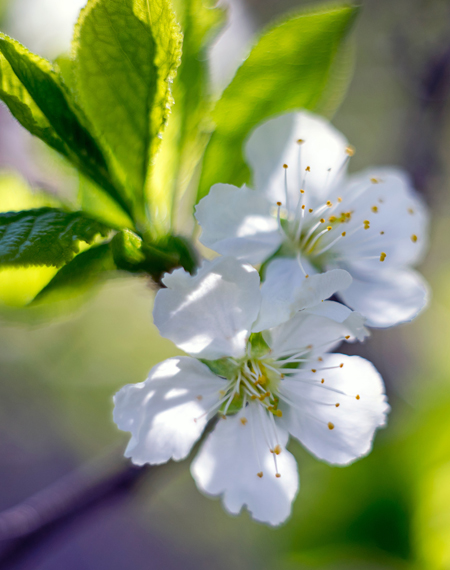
xmin=411 ymin=234 xmax=418 ymax=243
xmin=328 ymin=422 xmax=335 ymax=430
xmin=274 ymin=445 xmax=282 ymax=455
xmin=257 ymin=472 xmax=263 ymax=478
xmin=380 ymin=252 xmax=387 ymax=262
xmin=371 ymin=206 xmax=378 ymax=213
xmin=240 ymin=417 xmax=248 ymax=425
xmin=283 ymin=164 xmax=288 ymax=169
xmin=346 ymin=145 xmax=355 ymax=156
xmin=356 ymin=395 xmax=360 ymax=400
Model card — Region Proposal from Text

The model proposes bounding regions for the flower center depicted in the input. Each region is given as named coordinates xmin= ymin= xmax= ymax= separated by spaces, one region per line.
xmin=274 ymin=144 xmax=394 ymax=274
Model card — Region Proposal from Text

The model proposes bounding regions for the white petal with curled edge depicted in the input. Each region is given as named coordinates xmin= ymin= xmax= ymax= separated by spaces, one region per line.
xmin=339 ymin=267 xmax=430 ymax=328
xmin=253 ymin=258 xmax=352 ymax=332
xmin=265 ymin=304 xmax=368 ymax=358
xmin=191 ymin=403 xmax=299 ymax=526
xmin=279 ymin=354 xmax=389 ymax=465
xmin=244 ymin=111 xmax=349 ymax=210
xmin=195 ymin=184 xmax=282 ymax=264
xmin=154 ymin=257 xmax=261 ymax=360
xmin=113 ymin=357 xmax=225 ymax=465
xmin=331 ymin=168 xmax=429 ymax=271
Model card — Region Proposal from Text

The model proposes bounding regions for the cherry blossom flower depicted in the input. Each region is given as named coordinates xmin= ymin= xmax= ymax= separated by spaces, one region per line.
xmin=113 ymin=257 xmax=389 ymax=525
xmin=195 ymin=111 xmax=430 ymax=327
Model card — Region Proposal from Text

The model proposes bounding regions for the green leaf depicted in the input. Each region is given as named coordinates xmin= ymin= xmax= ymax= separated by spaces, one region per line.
xmin=31 ymin=243 xmax=116 ymax=307
xmin=72 ymin=0 xmax=182 ymax=233
xmin=149 ymin=0 xmax=226 ymax=230
xmin=0 ymin=33 xmax=131 ymax=219
xmin=0 ymin=208 xmax=110 ymax=267
xmin=197 ymin=3 xmax=359 ymax=201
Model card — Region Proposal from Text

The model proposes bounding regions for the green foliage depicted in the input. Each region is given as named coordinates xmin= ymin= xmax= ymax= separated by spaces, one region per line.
xmin=72 ymin=0 xmax=182 ymax=232
xmin=0 ymin=34 xmax=129 ymax=217
xmin=0 ymin=208 xmax=110 ymax=267
xmin=149 ymin=0 xmax=225 ymax=230
xmin=197 ymin=3 xmax=359 ymax=201
xmin=32 ymin=243 xmax=116 ymax=306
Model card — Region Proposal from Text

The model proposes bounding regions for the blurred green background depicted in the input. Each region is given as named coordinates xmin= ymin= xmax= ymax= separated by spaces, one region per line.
xmin=0 ymin=0 xmax=449 ymax=568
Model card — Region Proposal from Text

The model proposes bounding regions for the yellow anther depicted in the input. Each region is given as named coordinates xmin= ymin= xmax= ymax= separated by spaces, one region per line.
xmin=297 ymin=138 xmax=304 ymax=144
xmin=327 ymin=226 xmax=332 ymax=231
xmin=300 ymin=189 xmax=305 ymax=194
xmin=311 ymin=369 xmax=317 ymax=373
xmin=371 ymin=177 xmax=380 ymax=184
xmin=335 ymin=403 xmax=340 ymax=408
xmin=240 ymin=417 xmax=248 ymax=425
xmin=283 ymin=163 xmax=288 ymax=169
xmin=321 ymin=379 xmax=325 ymax=384
xmin=309 ymin=208 xmax=313 ymax=213
xmin=380 ymin=252 xmax=387 ymax=262
xmin=329 ymin=215 xmax=336 ymax=222
xmin=356 ymin=394 xmax=360 ymax=400
xmin=256 ymin=375 xmax=267 ymax=385
xmin=326 ymin=201 xmax=333 ymax=207
xmin=305 ymin=166 xmax=311 ymax=172
xmin=250 ymin=395 xmax=257 ymax=400
xmin=221 ymin=414 xmax=227 ymax=419
xmin=371 ymin=206 xmax=378 ymax=213
xmin=305 ymin=274 xmax=309 ymax=278
xmin=328 ymin=422 xmax=335 ymax=430
xmin=302 ymin=204 xmax=305 ymax=210
xmin=320 ymin=218 xmax=325 ymax=223
xmin=346 ymin=145 xmax=355 ymax=157
xmin=408 ymin=208 xmax=414 ymax=215
xmin=345 ymin=335 xmax=350 ymax=340
xmin=339 ymin=363 xmax=344 ymax=368
xmin=219 ymin=390 xmax=226 ymax=396
xmin=276 ymin=201 xmax=282 ymax=206
xmin=307 ymin=344 xmax=313 ymax=349
xmin=257 ymin=472 xmax=263 ymax=478
xmin=274 ymin=445 xmax=282 ymax=455
xmin=338 ymin=197 xmax=343 ymax=202
xmin=341 ymin=231 xmax=346 ymax=237
xmin=411 ymin=234 xmax=418 ymax=243
xmin=274 ymin=410 xmax=283 ymax=418
xmin=380 ymin=231 xmax=385 ymax=235
xmin=280 ymin=373 xmax=285 ymax=379
xmin=196 ymin=395 xmax=203 ymax=401
xmin=318 ymin=357 xmax=323 ymax=362
xmin=275 ymin=473 xmax=281 ymax=478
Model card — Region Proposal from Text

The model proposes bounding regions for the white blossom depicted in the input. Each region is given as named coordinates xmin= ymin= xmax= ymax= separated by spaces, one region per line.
xmin=114 ymin=257 xmax=389 ymax=525
xmin=195 ymin=111 xmax=430 ymax=327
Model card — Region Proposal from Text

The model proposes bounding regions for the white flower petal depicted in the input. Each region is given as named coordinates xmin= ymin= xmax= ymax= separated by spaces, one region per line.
xmin=339 ymin=268 xmax=430 ymax=328
xmin=154 ymin=257 xmax=261 ymax=360
xmin=331 ymin=167 xmax=429 ymax=270
xmin=253 ymin=257 xmax=352 ymax=331
xmin=113 ymin=357 xmax=225 ymax=465
xmin=191 ymin=403 xmax=299 ymax=526
xmin=265 ymin=305 xmax=368 ymax=357
xmin=279 ymin=354 xmax=389 ymax=465
xmin=244 ymin=111 xmax=349 ymax=209
xmin=195 ymin=184 xmax=282 ymax=264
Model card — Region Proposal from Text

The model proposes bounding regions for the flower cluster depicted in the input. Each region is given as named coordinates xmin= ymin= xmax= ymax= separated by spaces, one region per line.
xmin=113 ymin=111 xmax=429 ymax=526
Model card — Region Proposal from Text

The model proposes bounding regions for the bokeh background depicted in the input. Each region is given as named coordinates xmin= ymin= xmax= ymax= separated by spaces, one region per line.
xmin=0 ymin=0 xmax=449 ymax=568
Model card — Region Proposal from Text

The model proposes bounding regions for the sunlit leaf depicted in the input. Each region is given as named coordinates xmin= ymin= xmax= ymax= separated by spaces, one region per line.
xmin=73 ymin=0 xmax=182 ymax=233
xmin=0 ymin=208 xmax=110 ymax=267
xmin=197 ymin=3 xmax=359 ymax=201
xmin=149 ymin=0 xmax=225 ymax=232
xmin=0 ymin=33 xmax=130 ymax=218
